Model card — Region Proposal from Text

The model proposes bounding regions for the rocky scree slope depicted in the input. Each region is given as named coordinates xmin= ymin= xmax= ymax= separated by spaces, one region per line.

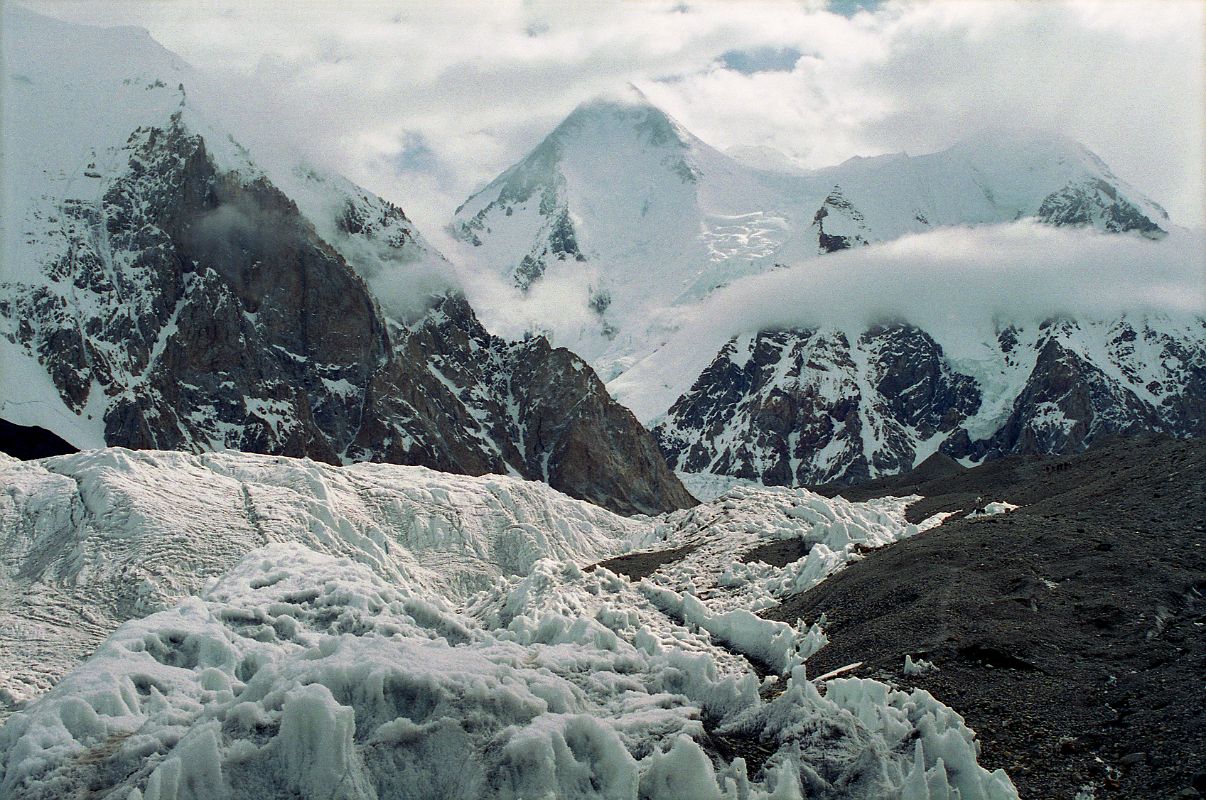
xmin=656 ymin=317 xmax=1205 ymax=486
xmin=0 ymin=10 xmax=693 ymax=515
xmin=763 ymin=436 xmax=1206 ymax=799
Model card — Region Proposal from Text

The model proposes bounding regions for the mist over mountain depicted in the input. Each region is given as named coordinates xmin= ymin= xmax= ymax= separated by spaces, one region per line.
xmin=447 ymin=88 xmax=1200 ymax=486
xmin=450 ymin=89 xmax=1172 ymax=379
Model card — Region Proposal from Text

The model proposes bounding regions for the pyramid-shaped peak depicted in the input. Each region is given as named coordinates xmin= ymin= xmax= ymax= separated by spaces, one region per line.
xmin=573 ymin=83 xmax=656 ymax=111
xmin=552 ymin=86 xmax=695 ymax=151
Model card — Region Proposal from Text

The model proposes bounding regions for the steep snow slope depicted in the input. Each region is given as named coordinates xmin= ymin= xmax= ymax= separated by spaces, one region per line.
xmin=0 ymin=6 xmax=437 ymax=448
xmin=0 ymin=449 xmax=1016 ymax=798
xmin=452 ymin=92 xmax=1167 ymax=380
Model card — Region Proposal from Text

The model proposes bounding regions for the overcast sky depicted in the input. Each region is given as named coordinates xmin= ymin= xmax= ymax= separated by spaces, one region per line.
xmin=19 ymin=0 xmax=1206 ymax=241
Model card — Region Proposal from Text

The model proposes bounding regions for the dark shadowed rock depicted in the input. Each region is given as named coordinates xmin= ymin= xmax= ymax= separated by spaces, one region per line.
xmin=0 ymin=420 xmax=78 ymax=460
xmin=657 ymin=318 xmax=1204 ymax=488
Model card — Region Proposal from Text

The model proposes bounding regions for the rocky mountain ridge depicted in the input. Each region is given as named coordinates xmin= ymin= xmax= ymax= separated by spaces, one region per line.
xmin=0 ymin=10 xmax=694 ymax=515
xmin=656 ymin=317 xmax=1205 ymax=486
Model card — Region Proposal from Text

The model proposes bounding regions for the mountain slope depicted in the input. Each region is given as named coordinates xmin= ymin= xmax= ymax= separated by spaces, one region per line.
xmin=655 ymin=317 xmax=1205 ymax=486
xmin=0 ymin=9 xmax=694 ymax=515
xmin=452 ymin=95 xmax=1168 ymax=379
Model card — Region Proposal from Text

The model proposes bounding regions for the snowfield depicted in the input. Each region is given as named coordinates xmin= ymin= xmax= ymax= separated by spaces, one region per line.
xmin=0 ymin=448 xmax=1017 ymax=798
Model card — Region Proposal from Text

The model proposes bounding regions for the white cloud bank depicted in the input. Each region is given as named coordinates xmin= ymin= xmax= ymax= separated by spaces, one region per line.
xmin=609 ymin=221 xmax=1206 ymax=420
xmin=16 ymin=0 xmax=1205 ymax=242
xmin=699 ymin=222 xmax=1205 ymax=333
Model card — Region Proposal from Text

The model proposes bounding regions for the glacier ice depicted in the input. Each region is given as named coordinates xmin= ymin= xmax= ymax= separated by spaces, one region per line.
xmin=1 ymin=543 xmax=1015 ymax=800
xmin=0 ymin=448 xmax=1016 ymax=798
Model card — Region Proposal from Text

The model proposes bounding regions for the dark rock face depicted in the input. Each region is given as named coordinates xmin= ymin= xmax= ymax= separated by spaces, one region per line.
xmin=1037 ymin=178 xmax=1167 ymax=238
xmin=1 ymin=114 xmax=695 ymax=515
xmin=657 ymin=324 xmax=979 ymax=486
xmin=377 ymin=295 xmax=697 ymax=515
xmin=864 ymin=323 xmax=981 ymax=439
xmin=657 ymin=319 xmax=1204 ymax=486
xmin=809 ymin=185 xmax=868 ymax=254
xmin=947 ymin=319 xmax=1206 ymax=463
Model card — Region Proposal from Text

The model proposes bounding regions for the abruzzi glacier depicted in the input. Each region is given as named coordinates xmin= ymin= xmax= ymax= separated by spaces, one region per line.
xmin=1 ymin=3 xmax=1203 ymax=800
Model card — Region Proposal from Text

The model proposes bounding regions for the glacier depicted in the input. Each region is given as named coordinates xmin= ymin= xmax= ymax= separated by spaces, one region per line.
xmin=0 ymin=448 xmax=1017 ymax=799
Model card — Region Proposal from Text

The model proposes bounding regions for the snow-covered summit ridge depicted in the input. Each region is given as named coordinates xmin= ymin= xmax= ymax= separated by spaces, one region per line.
xmin=451 ymin=90 xmax=1170 ymax=382
xmin=451 ymin=85 xmax=751 ymax=305
xmin=1 ymin=4 xmax=448 ymax=338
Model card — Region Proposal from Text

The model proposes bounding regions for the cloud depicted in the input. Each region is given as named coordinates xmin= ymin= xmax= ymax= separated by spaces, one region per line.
xmin=450 ymin=253 xmax=607 ymax=345
xmin=15 ymin=1 xmax=1204 ymax=239
xmin=702 ymin=222 xmax=1205 ymax=332
xmin=610 ymin=222 xmax=1206 ymax=419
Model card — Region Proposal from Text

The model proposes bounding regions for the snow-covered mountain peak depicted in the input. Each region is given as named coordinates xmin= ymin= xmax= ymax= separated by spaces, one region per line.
xmin=556 ymin=92 xmax=698 ymax=160
xmin=453 ymin=88 xmax=710 ymax=233
xmin=451 ymin=90 xmax=758 ymax=312
xmin=453 ymin=96 xmax=1172 ymax=382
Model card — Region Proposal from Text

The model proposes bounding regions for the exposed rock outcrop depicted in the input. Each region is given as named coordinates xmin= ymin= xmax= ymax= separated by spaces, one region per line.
xmin=810 ymin=185 xmax=869 ymax=253
xmin=656 ymin=318 xmax=1204 ymax=486
xmin=1037 ymin=178 xmax=1166 ymax=238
